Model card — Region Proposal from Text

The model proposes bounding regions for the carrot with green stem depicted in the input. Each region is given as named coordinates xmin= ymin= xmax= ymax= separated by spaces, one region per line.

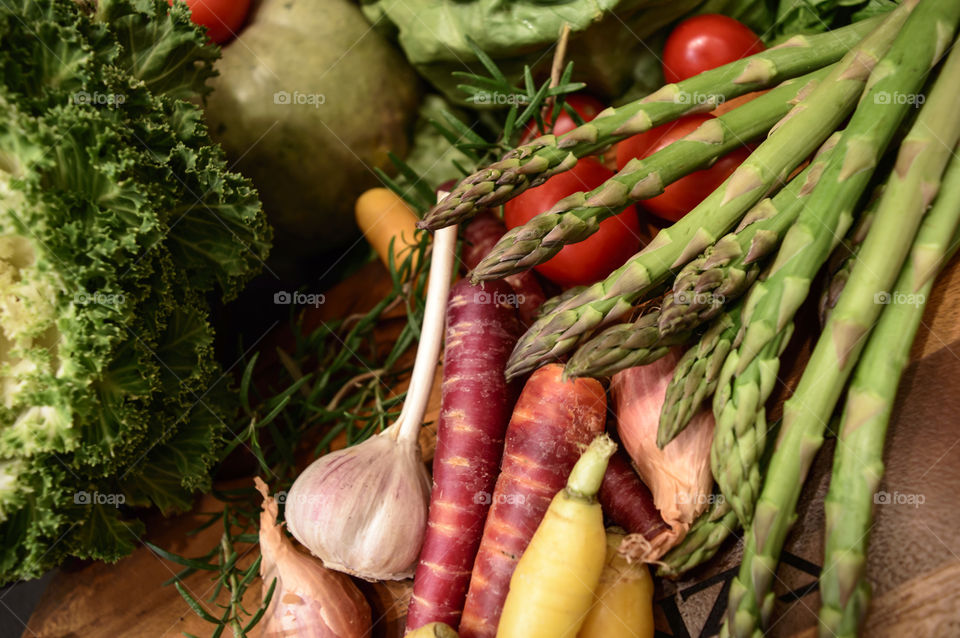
xmin=459 ymin=364 xmax=607 ymax=638
xmin=496 ymin=435 xmax=617 ymax=638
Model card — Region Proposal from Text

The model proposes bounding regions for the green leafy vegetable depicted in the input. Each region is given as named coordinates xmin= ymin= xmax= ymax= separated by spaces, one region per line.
xmin=699 ymin=0 xmax=898 ymax=40
xmin=0 ymin=0 xmax=270 ymax=583
xmin=363 ymin=0 xmax=701 ymax=103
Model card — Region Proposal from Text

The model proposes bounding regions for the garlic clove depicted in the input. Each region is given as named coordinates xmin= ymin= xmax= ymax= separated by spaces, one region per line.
xmin=284 ymin=432 xmax=432 ymax=581
xmin=255 ymin=478 xmax=371 ymax=638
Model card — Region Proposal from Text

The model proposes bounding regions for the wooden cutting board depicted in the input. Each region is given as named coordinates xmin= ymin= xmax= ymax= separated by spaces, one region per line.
xmin=22 ymin=257 xmax=960 ymax=638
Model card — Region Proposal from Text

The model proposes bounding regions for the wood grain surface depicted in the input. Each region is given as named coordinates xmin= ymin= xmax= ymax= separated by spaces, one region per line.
xmin=21 ymin=258 xmax=960 ymax=638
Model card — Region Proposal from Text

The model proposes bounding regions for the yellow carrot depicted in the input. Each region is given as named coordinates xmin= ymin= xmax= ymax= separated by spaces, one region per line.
xmin=578 ymin=531 xmax=655 ymax=638
xmin=406 ymin=622 xmax=459 ymax=638
xmin=355 ymin=188 xmax=421 ymax=271
xmin=496 ymin=434 xmax=616 ymax=638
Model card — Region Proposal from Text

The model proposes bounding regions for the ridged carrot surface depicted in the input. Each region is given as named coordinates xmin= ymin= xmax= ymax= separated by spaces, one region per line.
xmin=459 ymin=364 xmax=606 ymax=638
xmin=405 ymin=279 xmax=523 ymax=631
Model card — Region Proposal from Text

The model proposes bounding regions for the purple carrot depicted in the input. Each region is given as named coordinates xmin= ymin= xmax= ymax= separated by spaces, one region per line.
xmin=405 ymin=278 xmax=523 ymax=631
xmin=600 ymin=450 xmax=670 ymax=540
xmin=462 ymin=211 xmax=546 ymax=325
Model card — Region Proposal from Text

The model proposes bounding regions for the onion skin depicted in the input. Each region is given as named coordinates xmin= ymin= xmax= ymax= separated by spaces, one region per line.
xmin=255 ymin=478 xmax=371 ymax=637
xmin=610 ymin=351 xmax=715 ymax=562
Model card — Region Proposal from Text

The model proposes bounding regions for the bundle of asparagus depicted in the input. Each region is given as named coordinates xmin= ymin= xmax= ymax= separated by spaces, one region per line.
xmin=499 ymin=8 xmax=909 ymax=380
xmin=721 ymin=4 xmax=960 ymax=635
xmin=418 ymin=1 xmax=960 ymax=635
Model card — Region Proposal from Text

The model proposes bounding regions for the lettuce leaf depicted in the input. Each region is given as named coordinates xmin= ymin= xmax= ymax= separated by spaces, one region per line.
xmin=362 ymin=0 xmax=701 ymax=104
xmin=365 ymin=0 xmax=897 ymax=105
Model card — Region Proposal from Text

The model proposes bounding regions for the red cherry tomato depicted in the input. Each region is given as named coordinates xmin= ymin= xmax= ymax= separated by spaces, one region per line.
xmin=662 ymin=15 xmax=765 ymax=84
xmin=521 ymin=94 xmax=606 ymax=143
xmin=615 ymin=114 xmax=750 ymax=222
xmin=173 ymin=0 xmax=251 ymax=44
xmin=504 ymin=159 xmax=641 ymax=287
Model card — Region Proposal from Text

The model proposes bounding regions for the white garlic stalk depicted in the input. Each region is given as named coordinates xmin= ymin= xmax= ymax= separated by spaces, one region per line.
xmin=255 ymin=478 xmax=371 ymax=637
xmin=285 ymin=223 xmax=457 ymax=581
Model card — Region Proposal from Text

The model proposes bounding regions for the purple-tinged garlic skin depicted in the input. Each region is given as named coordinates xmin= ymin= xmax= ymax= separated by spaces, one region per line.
xmin=284 ymin=432 xmax=432 ymax=581
xmin=256 ymin=478 xmax=371 ymax=638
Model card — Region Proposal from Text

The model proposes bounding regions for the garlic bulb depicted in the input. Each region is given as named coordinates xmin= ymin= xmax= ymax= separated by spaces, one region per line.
xmin=284 ymin=432 xmax=431 ymax=580
xmin=255 ymin=478 xmax=371 ymax=637
xmin=284 ymin=224 xmax=457 ymax=581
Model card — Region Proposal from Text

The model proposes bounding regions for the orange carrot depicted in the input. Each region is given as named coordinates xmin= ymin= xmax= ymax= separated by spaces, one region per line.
xmin=458 ymin=364 xmax=607 ymax=638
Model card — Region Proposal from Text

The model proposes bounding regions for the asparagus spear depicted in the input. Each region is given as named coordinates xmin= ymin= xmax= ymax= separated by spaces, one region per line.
xmin=563 ymin=302 xmax=690 ymax=379
xmin=711 ymin=0 xmax=935 ymax=548
xmin=711 ymin=321 xmax=794 ymax=528
xmin=503 ymin=12 xmax=909 ymax=381
xmin=727 ymin=1 xmax=934 ymax=383
xmin=817 ymin=203 xmax=876 ymax=327
xmin=721 ymin=6 xmax=960 ymax=634
xmin=535 ymin=284 xmax=587 ymax=318
xmin=659 ymin=419 xmax=783 ymax=577
xmin=420 ymin=18 xmax=883 ymax=231
xmin=818 ymin=96 xmax=960 ymax=638
xmin=552 ymin=136 xmax=836 ymax=384
xmin=658 ymin=305 xmax=741 ymax=449
xmin=471 ymin=66 xmax=833 ymax=281
xmin=658 ymin=498 xmax=739 ymax=578
xmin=658 ymin=134 xmax=839 ymax=338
